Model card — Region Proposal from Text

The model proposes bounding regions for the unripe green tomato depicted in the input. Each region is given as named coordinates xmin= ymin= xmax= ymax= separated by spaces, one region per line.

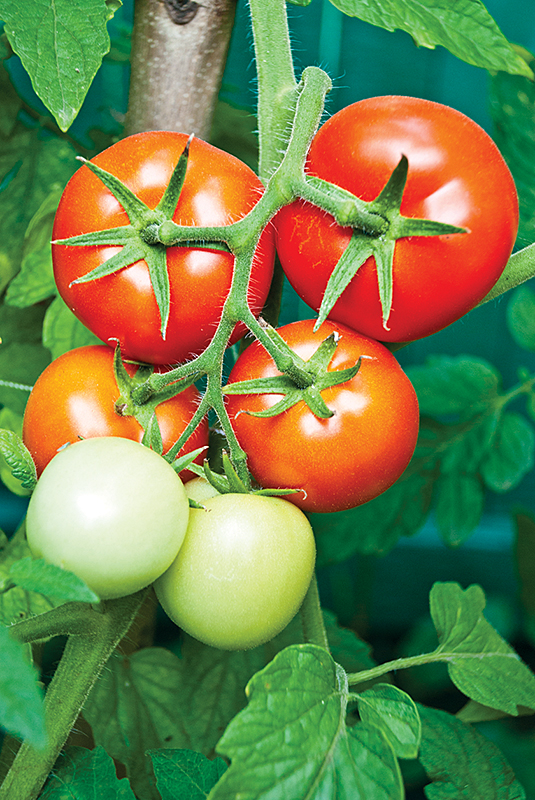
xmin=26 ymin=437 xmax=190 ymax=600
xmin=155 ymin=490 xmax=316 ymax=650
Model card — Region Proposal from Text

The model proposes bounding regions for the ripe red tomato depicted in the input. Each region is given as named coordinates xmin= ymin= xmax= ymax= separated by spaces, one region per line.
xmin=52 ymin=132 xmax=275 ymax=365
xmin=22 ymin=345 xmax=208 ymax=479
xmin=225 ymin=320 xmax=419 ymax=513
xmin=275 ymin=96 xmax=519 ymax=342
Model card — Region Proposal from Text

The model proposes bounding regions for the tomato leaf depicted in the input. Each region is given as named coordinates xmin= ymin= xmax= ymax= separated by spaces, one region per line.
xmin=149 ymin=749 xmax=227 ymax=800
xmin=434 ymin=472 xmax=485 ymax=547
xmin=0 ymin=428 xmax=37 ymax=491
xmin=490 ymin=48 xmax=535 ymax=249
xmin=327 ymin=0 xmax=533 ymax=78
xmin=8 ymin=557 xmax=100 ymax=603
xmin=213 ymin=644 xmax=403 ymax=800
xmin=0 ymin=408 xmax=31 ymax=497
xmin=356 ymin=684 xmax=421 ymax=759
xmin=0 ymin=0 xmax=116 ymax=131
xmin=0 ymin=622 xmax=46 ymax=750
xmin=0 ymin=342 xmax=50 ymax=415
xmin=406 ymin=356 xmax=501 ymax=417
xmin=42 ymin=295 xmax=103 ymax=360
xmin=39 ymin=745 xmax=136 ymax=800
xmin=0 ymin=525 xmax=62 ymax=626
xmin=417 ymin=705 xmax=526 ymax=799
xmin=506 ymin=285 xmax=535 ymax=351
xmin=480 ymin=411 xmax=535 ymax=493
xmin=430 ymin=582 xmax=535 ymax=715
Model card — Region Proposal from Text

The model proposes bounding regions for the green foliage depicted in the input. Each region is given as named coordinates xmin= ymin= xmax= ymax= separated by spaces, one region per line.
xmin=0 ymin=622 xmax=46 ymax=750
xmin=0 ymin=0 xmax=120 ymax=131
xmin=39 ymin=746 xmax=136 ymax=799
xmin=327 ymin=0 xmax=533 ymax=77
xmin=418 ymin=705 xmax=526 ymax=799
xmin=8 ymin=557 xmax=100 ymax=603
xmin=42 ymin=296 xmax=103 ymax=359
xmin=149 ymin=750 xmax=227 ymax=800
xmin=490 ymin=47 xmax=535 ymax=248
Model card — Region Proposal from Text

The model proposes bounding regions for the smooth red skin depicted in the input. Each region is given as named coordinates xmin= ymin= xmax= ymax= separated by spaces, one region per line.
xmin=275 ymin=96 xmax=519 ymax=343
xmin=52 ymin=132 xmax=275 ymax=365
xmin=225 ymin=320 xmax=419 ymax=513
xmin=22 ymin=345 xmax=208 ymax=480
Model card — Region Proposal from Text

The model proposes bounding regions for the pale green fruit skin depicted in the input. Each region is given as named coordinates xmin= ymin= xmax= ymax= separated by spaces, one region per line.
xmin=26 ymin=437 xmax=189 ymax=600
xmin=184 ymin=476 xmax=221 ymax=503
xmin=155 ymin=492 xmax=316 ymax=650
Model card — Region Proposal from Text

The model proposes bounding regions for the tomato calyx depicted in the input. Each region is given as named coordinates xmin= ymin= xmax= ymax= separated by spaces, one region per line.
xmin=52 ymin=136 xmax=231 ymax=342
xmin=187 ymin=451 xmax=302 ymax=502
xmin=312 ymin=155 xmax=467 ymax=333
xmin=110 ymin=342 xmax=202 ymax=451
xmin=223 ymin=329 xmax=361 ymax=419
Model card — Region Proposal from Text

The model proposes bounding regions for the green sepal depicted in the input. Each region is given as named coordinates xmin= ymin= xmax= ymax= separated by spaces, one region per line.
xmin=170 ymin=446 xmax=209 ymax=475
xmin=314 ymin=233 xmax=374 ymax=330
xmin=202 ymin=460 xmax=233 ymax=494
xmin=245 ymin=392 xmax=302 ymax=418
xmin=222 ymin=451 xmax=250 ymax=493
xmin=156 ymin=134 xmax=193 ymax=218
xmin=146 ymin=244 xmax=171 ymax=340
xmin=76 ymin=157 xmax=155 ymax=225
xmin=141 ymin=412 xmax=164 ymax=455
xmin=223 ymin=375 xmax=298 ymax=396
xmin=71 ymin=240 xmax=148 ymax=285
xmin=53 ymin=226 xmax=138 ymax=248
xmin=188 ymin=497 xmax=205 ymax=509
xmin=302 ymin=385 xmax=334 ymax=418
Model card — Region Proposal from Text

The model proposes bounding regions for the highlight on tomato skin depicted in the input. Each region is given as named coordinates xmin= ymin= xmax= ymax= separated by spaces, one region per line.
xmin=274 ymin=96 xmax=519 ymax=343
xmin=21 ymin=344 xmax=208 ymax=480
xmin=51 ymin=131 xmax=276 ymax=366
xmin=225 ymin=319 xmax=420 ymax=514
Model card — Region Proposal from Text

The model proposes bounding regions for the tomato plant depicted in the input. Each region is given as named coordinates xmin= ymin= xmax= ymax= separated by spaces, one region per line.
xmin=25 ymin=437 xmax=190 ymax=600
xmin=225 ymin=319 xmax=419 ymax=513
xmin=155 ymin=482 xmax=316 ymax=650
xmin=52 ymin=132 xmax=275 ymax=365
xmin=21 ymin=345 xmax=208 ymax=479
xmin=275 ymin=96 xmax=519 ymax=343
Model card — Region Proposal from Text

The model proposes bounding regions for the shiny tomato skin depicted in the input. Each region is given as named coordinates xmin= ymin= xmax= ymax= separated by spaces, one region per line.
xmin=22 ymin=345 xmax=208 ymax=479
xmin=225 ymin=320 xmax=419 ymax=513
xmin=52 ymin=132 xmax=275 ymax=365
xmin=275 ymin=96 xmax=519 ymax=342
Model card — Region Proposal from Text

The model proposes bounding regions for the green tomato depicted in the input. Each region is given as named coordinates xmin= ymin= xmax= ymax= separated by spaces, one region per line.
xmin=26 ymin=437 xmax=190 ymax=600
xmin=155 ymin=491 xmax=316 ymax=650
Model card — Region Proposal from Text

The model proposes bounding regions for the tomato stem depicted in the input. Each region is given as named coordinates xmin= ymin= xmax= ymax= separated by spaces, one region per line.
xmin=300 ymin=574 xmax=330 ymax=652
xmin=0 ymin=591 xmax=147 ymax=800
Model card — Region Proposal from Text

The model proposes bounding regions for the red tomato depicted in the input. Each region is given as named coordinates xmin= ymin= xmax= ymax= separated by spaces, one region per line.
xmin=52 ymin=132 xmax=275 ymax=365
xmin=275 ymin=96 xmax=519 ymax=342
xmin=225 ymin=320 xmax=419 ymax=513
xmin=22 ymin=345 xmax=208 ymax=479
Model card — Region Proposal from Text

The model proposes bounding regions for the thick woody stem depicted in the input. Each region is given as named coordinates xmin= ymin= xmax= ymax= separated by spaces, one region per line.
xmin=125 ymin=0 xmax=237 ymax=139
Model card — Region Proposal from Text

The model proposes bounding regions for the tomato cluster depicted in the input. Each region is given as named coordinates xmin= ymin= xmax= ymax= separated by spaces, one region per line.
xmin=21 ymin=96 xmax=518 ymax=648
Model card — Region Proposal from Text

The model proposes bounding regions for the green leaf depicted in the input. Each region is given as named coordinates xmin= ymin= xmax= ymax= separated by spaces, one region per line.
xmin=506 ymin=285 xmax=535 ymax=351
xmin=480 ymin=411 xmax=535 ymax=492
xmin=406 ymin=356 xmax=501 ymax=417
xmin=312 ymin=469 xmax=434 ymax=564
xmin=0 ymin=525 xmax=63 ymax=626
xmin=0 ymin=622 xmax=46 ymax=749
xmin=149 ymin=750 xmax=227 ymax=800
xmin=0 ymin=129 xmax=78 ymax=280
xmin=430 ymin=582 xmax=535 ymax=715
xmin=328 ymin=0 xmax=533 ymax=77
xmin=490 ymin=48 xmax=535 ymax=248
xmin=0 ymin=408 xmax=31 ymax=496
xmin=418 ymin=705 xmax=526 ymax=799
xmin=0 ymin=302 xmax=47 ymax=346
xmin=434 ymin=472 xmax=484 ymax=547
xmin=42 ymin=295 xmax=103 ymax=359
xmin=0 ymin=342 xmax=50 ymax=414
xmin=0 ymin=61 xmax=22 ymax=138
xmin=39 ymin=745 xmax=136 ymax=799
xmin=5 ymin=186 xmax=63 ymax=308
xmin=214 ymin=645 xmax=403 ymax=800
xmin=0 ymin=0 xmax=114 ymax=131
xmin=356 ymin=684 xmax=421 ymax=759
xmin=0 ymin=427 xmax=36 ymax=492
xmin=9 ymin=557 xmax=100 ymax=603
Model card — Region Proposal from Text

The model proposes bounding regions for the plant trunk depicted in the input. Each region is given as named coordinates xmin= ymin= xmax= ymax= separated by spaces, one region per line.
xmin=125 ymin=0 xmax=237 ymax=139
